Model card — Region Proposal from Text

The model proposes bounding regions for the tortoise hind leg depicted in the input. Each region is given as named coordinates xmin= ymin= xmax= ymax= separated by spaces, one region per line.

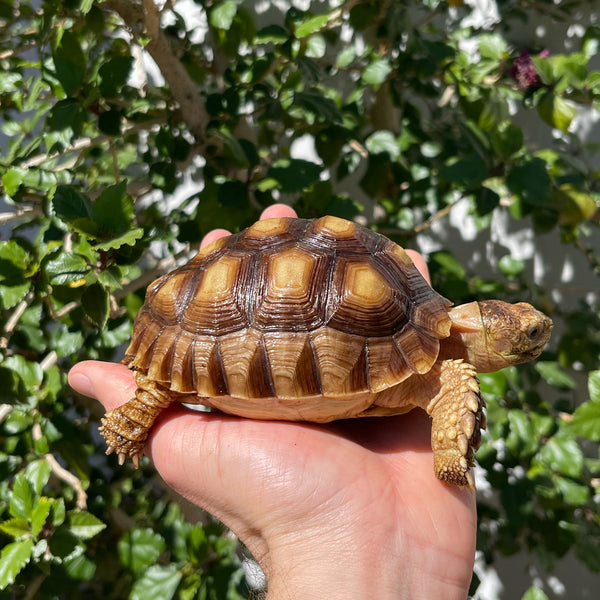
xmin=426 ymin=359 xmax=486 ymax=492
xmin=99 ymin=373 xmax=173 ymax=467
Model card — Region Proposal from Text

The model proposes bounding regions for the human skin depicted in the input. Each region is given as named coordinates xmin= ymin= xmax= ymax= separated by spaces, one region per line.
xmin=69 ymin=204 xmax=476 ymax=600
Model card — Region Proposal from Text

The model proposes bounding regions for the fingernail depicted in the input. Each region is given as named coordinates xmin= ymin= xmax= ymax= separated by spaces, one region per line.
xmin=69 ymin=372 xmax=94 ymax=398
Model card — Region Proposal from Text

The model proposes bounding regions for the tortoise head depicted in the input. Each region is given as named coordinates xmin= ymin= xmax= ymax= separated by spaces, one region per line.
xmin=440 ymin=300 xmax=553 ymax=373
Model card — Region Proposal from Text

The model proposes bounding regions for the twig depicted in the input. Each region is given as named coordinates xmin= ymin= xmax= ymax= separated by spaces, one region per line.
xmin=526 ymin=0 xmax=578 ymax=23
xmin=19 ymin=118 xmax=164 ymax=170
xmin=44 ymin=453 xmax=88 ymax=510
xmin=32 ymin=422 xmax=88 ymax=510
xmin=23 ymin=573 xmax=45 ymax=600
xmin=106 ymin=0 xmax=209 ymax=142
xmin=0 ymin=290 xmax=34 ymax=349
xmin=0 ymin=207 xmax=43 ymax=225
xmin=376 ymin=202 xmax=455 ymax=237
xmin=0 ymin=404 xmax=13 ymax=423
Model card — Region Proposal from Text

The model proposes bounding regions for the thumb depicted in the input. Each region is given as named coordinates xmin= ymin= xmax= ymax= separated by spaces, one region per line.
xmin=68 ymin=360 xmax=137 ymax=411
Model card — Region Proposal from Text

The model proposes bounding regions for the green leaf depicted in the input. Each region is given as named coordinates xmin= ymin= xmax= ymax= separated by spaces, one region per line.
xmin=256 ymin=24 xmax=288 ymax=44
xmin=65 ymin=553 xmax=96 ymax=580
xmin=45 ymin=252 xmax=89 ymax=286
xmin=555 ymin=476 xmax=590 ymax=505
xmin=498 ymin=255 xmax=525 ymax=278
xmin=0 ymin=282 xmax=30 ymax=310
xmin=537 ymin=436 xmax=583 ymax=478
xmin=0 ymin=539 xmax=34 ymax=590
xmin=440 ymin=154 xmax=489 ymax=188
xmin=31 ymin=499 xmax=52 ymax=538
xmin=81 ymin=283 xmax=110 ymax=328
xmin=506 ymin=159 xmax=552 ymax=206
xmin=537 ymin=93 xmax=577 ymax=132
xmin=68 ymin=511 xmax=106 ymax=540
xmin=9 ymin=475 xmax=35 ymax=520
xmin=24 ymin=459 xmax=52 ymax=495
xmin=130 ymin=564 xmax=182 ymax=600
xmin=267 ymin=159 xmax=322 ymax=193
xmin=506 ymin=411 xmax=538 ymax=456
xmin=362 ymin=57 xmax=392 ymax=89
xmin=53 ymin=185 xmax=94 ymax=225
xmin=589 ymin=370 xmax=600 ymax=402
xmin=293 ymin=91 xmax=342 ymax=124
xmin=478 ymin=34 xmax=508 ymax=60
xmin=566 ymin=401 xmax=600 ymax=441
xmin=2 ymin=167 xmax=27 ymax=196
xmin=92 ymin=180 xmax=134 ymax=235
xmin=210 ymin=0 xmax=238 ymax=29
xmin=0 ymin=518 xmax=30 ymax=540
xmin=3 ymin=355 xmax=43 ymax=389
xmin=79 ymin=0 xmax=94 ymax=14
xmin=0 ymin=240 xmax=29 ymax=281
xmin=52 ymin=30 xmax=86 ymax=96
xmin=99 ymin=55 xmax=133 ymax=98
xmin=365 ymin=131 xmax=400 ymax=160
xmin=522 ymin=586 xmax=549 ymax=600
xmin=118 ymin=528 xmax=166 ymax=572
xmin=295 ymin=13 xmax=330 ymax=38
xmin=535 ymin=362 xmax=576 ymax=390
xmin=93 ymin=227 xmax=144 ymax=250
xmin=551 ymin=184 xmax=598 ymax=226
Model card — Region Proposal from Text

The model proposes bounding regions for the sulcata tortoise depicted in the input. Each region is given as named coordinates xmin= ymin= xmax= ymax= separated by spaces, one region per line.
xmin=100 ymin=215 xmax=553 ymax=490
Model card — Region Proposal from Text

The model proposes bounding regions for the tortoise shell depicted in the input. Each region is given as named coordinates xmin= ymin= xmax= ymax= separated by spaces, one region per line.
xmin=123 ymin=215 xmax=452 ymax=403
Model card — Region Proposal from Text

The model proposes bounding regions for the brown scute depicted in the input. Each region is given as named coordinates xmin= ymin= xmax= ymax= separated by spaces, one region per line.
xmin=146 ymin=325 xmax=181 ymax=383
xmin=180 ymin=255 xmax=249 ymax=335
xmin=327 ymin=256 xmax=411 ymax=337
xmin=366 ymin=336 xmax=413 ymax=392
xmin=234 ymin=217 xmax=308 ymax=251
xmin=218 ymin=329 xmax=274 ymax=398
xmin=169 ymin=329 xmax=197 ymax=393
xmin=128 ymin=215 xmax=452 ymax=400
xmin=128 ymin=314 xmax=164 ymax=371
xmin=248 ymin=337 xmax=276 ymax=398
xmin=393 ymin=325 xmax=440 ymax=374
xmin=310 ymin=328 xmax=369 ymax=395
xmin=250 ymin=245 xmax=330 ymax=332
xmin=188 ymin=335 xmax=227 ymax=397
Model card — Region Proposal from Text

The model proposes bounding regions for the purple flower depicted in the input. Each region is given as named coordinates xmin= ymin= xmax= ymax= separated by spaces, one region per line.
xmin=510 ymin=49 xmax=550 ymax=91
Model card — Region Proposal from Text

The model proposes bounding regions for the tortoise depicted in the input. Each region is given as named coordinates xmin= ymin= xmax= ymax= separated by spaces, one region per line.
xmin=100 ymin=215 xmax=553 ymax=490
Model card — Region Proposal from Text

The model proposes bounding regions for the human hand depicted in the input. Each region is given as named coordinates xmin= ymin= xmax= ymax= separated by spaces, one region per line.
xmin=69 ymin=205 xmax=476 ymax=600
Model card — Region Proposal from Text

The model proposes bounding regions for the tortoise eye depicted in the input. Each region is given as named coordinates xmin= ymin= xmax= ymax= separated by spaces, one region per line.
xmin=528 ymin=327 xmax=539 ymax=339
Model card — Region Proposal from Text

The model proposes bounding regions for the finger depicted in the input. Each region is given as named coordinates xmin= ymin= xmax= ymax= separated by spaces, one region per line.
xmin=260 ymin=203 xmax=297 ymax=219
xmin=405 ymin=249 xmax=431 ymax=285
xmin=68 ymin=360 xmax=136 ymax=412
xmin=200 ymin=228 xmax=231 ymax=249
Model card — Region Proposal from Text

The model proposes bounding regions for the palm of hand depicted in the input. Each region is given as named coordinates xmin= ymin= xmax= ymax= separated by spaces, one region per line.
xmin=70 ymin=360 xmax=476 ymax=595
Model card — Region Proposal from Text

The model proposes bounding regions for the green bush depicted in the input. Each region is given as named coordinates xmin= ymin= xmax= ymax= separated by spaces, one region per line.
xmin=0 ymin=1 xmax=598 ymax=598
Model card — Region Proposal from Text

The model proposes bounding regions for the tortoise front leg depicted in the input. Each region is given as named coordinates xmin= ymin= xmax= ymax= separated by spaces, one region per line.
xmin=426 ymin=359 xmax=486 ymax=492
xmin=99 ymin=373 xmax=173 ymax=467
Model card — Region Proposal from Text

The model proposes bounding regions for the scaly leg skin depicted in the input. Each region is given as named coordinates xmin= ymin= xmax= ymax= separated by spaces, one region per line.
xmin=99 ymin=373 xmax=173 ymax=467
xmin=426 ymin=359 xmax=486 ymax=492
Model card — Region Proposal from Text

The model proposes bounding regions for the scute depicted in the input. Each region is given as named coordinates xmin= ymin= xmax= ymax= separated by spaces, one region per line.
xmin=124 ymin=216 xmax=453 ymax=401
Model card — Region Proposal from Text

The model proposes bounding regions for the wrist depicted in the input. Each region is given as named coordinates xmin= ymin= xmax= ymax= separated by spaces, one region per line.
xmin=261 ymin=520 xmax=471 ymax=600
xmin=262 ymin=521 xmax=404 ymax=600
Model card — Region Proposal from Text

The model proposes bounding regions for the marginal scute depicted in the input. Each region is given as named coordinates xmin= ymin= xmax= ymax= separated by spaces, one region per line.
xmin=393 ymin=325 xmax=440 ymax=374
xmin=218 ymin=329 xmax=275 ymax=398
xmin=309 ymin=328 xmax=368 ymax=395
xmin=247 ymin=217 xmax=292 ymax=238
xmin=314 ymin=215 xmax=356 ymax=237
